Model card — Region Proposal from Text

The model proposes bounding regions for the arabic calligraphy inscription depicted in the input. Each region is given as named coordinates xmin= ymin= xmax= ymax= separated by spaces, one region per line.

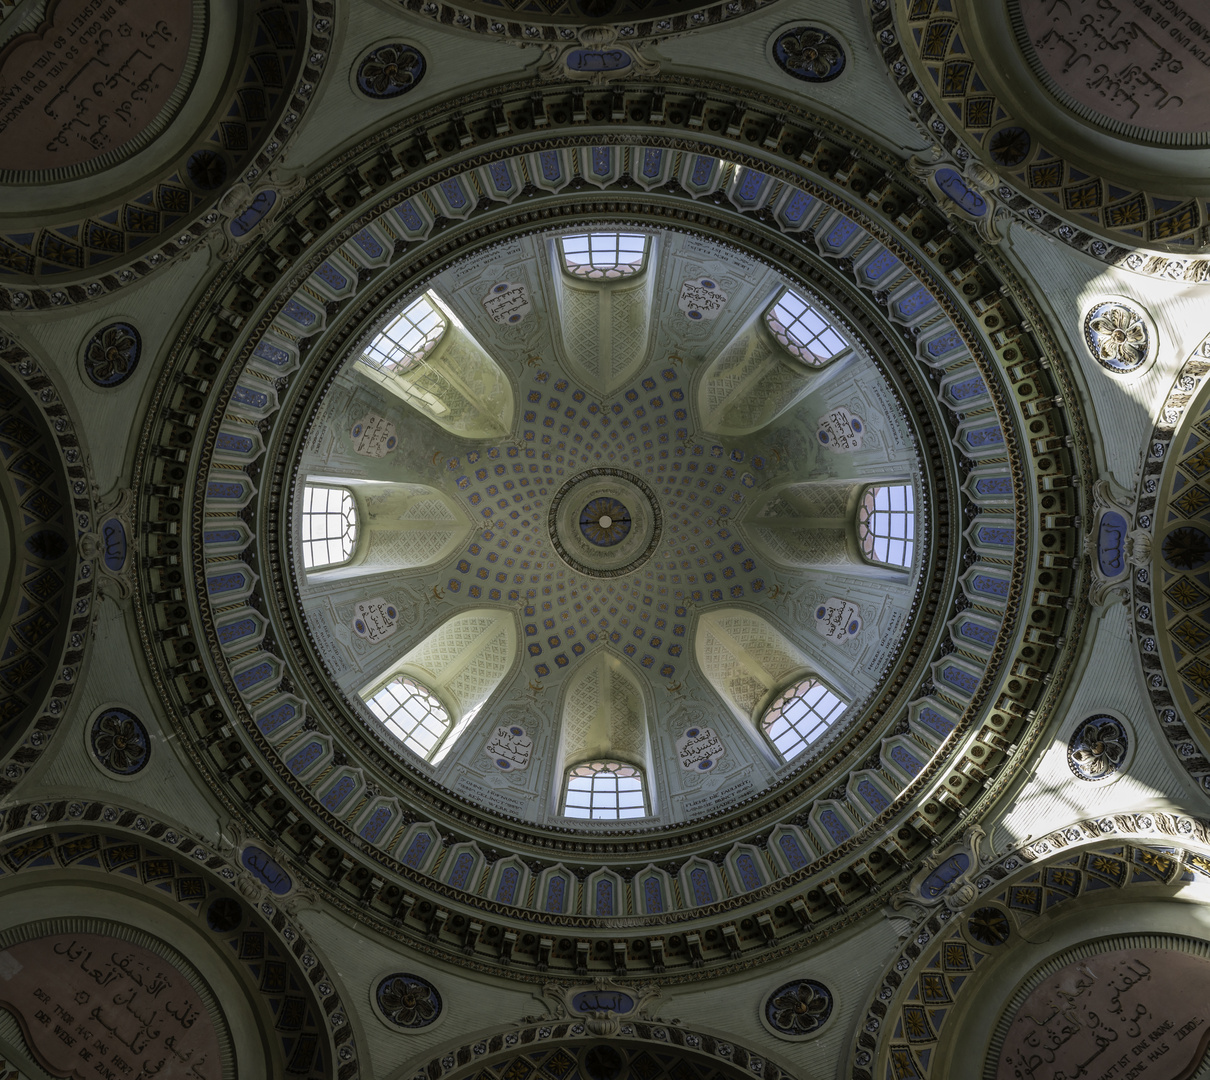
xmin=350 ymin=413 xmax=397 ymax=457
xmin=0 ymin=0 xmax=197 ymax=173
xmin=484 ymin=724 xmax=532 ymax=770
xmin=0 ymin=930 xmax=222 ymax=1079
xmin=997 ymin=946 xmax=1210 ymax=1080
xmin=675 ymin=726 xmax=726 ymax=771
xmin=1018 ymin=0 xmax=1210 ymax=137
xmin=482 ymin=282 xmax=531 ymax=324
xmin=352 ymin=598 xmax=398 ymax=643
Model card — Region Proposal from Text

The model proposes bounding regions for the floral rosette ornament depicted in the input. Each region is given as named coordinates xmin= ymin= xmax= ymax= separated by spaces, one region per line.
xmin=764 ymin=978 xmax=833 ymax=1037
xmin=376 ymin=973 xmax=442 ymax=1028
xmin=90 ymin=708 xmax=151 ymax=775
xmin=356 ymin=44 xmax=427 ymax=99
xmin=1067 ymin=716 xmax=1128 ymax=780
xmin=1083 ymin=303 xmax=1149 ymax=373
xmin=84 ymin=323 xmax=141 ymax=387
xmin=773 ymin=27 xmax=846 ymax=82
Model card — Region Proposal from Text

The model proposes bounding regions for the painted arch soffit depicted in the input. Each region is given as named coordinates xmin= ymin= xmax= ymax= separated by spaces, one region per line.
xmin=0 ymin=0 xmax=330 ymax=302
xmin=127 ymin=86 xmax=1092 ymax=978
xmin=848 ymin=810 xmax=1210 ymax=1080
xmin=0 ymin=330 xmax=101 ymax=793
xmin=0 ymin=800 xmax=361 ymax=1080
xmin=387 ymin=0 xmax=779 ymax=41
xmin=870 ymin=0 xmax=1210 ymax=274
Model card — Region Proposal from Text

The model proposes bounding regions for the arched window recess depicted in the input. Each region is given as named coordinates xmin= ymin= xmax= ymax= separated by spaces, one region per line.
xmin=765 ymin=287 xmax=851 ymax=367
xmin=298 ymin=479 xmax=472 ymax=582
xmin=555 ymin=652 xmax=653 ymax=818
xmin=697 ymin=286 xmax=855 ymax=437
xmin=364 ymin=674 xmax=454 ymax=761
xmin=558 ymin=231 xmax=649 ymax=281
xmin=358 ymin=610 xmax=517 ymax=765
xmin=561 ymin=760 xmax=648 ymax=820
xmin=551 ymin=232 xmax=656 ymax=395
xmin=694 ymin=609 xmax=847 ymax=766
xmin=356 ymin=290 xmax=513 ymax=439
xmin=857 ymin=483 xmax=916 ymax=569
xmin=743 ymin=479 xmax=916 ymax=578
xmin=759 ymin=675 xmax=847 ymax=764
xmin=301 ymin=484 xmax=358 ymax=570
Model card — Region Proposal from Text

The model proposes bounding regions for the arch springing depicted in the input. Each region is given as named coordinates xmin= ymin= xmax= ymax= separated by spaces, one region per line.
xmin=761 ymin=678 xmax=846 ymax=762
xmin=365 ymin=675 xmax=452 ymax=759
xmin=858 ymin=483 xmax=916 ymax=567
xmin=559 ymin=232 xmax=648 ymax=280
xmin=361 ymin=293 xmax=447 ymax=372
xmin=765 ymin=288 xmax=848 ymax=365
xmin=301 ymin=485 xmax=358 ymax=569
xmin=563 ymin=761 xmax=646 ymax=820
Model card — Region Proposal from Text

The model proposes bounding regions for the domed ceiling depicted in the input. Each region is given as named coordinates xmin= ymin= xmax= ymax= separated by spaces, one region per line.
xmin=287 ymin=222 xmax=932 ymax=832
xmin=130 ymin=72 xmax=1092 ymax=980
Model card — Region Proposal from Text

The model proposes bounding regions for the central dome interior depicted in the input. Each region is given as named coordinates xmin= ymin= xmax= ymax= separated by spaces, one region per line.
xmin=289 ymin=221 xmax=931 ymax=829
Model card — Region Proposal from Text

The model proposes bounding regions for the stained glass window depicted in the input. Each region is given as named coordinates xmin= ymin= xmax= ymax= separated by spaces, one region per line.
xmin=365 ymin=676 xmax=452 ymax=759
xmin=563 ymin=760 xmax=646 ymax=819
xmin=858 ymin=483 xmax=916 ymax=567
xmin=301 ymin=485 xmax=358 ymax=569
xmin=761 ymin=678 xmax=846 ymax=762
xmin=361 ymin=293 xmax=447 ymax=372
xmin=559 ymin=232 xmax=648 ymax=280
xmin=766 ymin=288 xmax=848 ymax=365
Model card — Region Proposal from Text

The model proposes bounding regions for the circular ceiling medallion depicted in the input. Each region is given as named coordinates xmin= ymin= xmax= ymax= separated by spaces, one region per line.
xmin=1067 ymin=714 xmax=1129 ymax=780
xmin=1010 ymin=0 xmax=1210 ymax=145
xmin=375 ymin=973 xmax=442 ymax=1029
xmin=1083 ymin=301 xmax=1151 ymax=374
xmin=771 ymin=27 xmax=846 ymax=82
xmin=762 ymin=978 xmax=833 ymax=1039
xmin=549 ymin=469 xmax=661 ymax=577
xmin=993 ymin=938 xmax=1210 ymax=1078
xmin=0 ymin=0 xmax=205 ymax=175
xmin=89 ymin=707 xmax=151 ymax=776
xmin=355 ymin=43 xmax=426 ymax=99
xmin=83 ymin=322 xmax=141 ymax=387
xmin=967 ymin=906 xmax=1011 ymax=947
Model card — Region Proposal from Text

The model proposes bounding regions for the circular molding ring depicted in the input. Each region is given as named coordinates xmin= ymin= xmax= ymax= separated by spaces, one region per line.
xmin=547 ymin=467 xmax=662 ymax=577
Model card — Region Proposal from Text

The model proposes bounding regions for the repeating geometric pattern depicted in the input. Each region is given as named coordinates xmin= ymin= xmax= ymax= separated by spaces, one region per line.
xmin=444 ymin=365 xmax=769 ymax=678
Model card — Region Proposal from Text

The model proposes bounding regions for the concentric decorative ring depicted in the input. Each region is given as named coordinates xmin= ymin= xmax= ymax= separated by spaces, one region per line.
xmin=548 ymin=468 xmax=662 ymax=577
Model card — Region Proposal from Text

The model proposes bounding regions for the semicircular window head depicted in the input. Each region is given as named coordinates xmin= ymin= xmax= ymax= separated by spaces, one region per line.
xmin=560 ymin=232 xmax=648 ymax=280
xmin=361 ymin=292 xmax=447 ymax=373
xmin=301 ymin=485 xmax=358 ymax=569
xmin=766 ymin=288 xmax=849 ymax=366
xmin=761 ymin=678 xmax=847 ymax=762
xmin=563 ymin=760 xmax=646 ymax=820
xmin=858 ymin=483 xmax=916 ymax=567
xmin=365 ymin=675 xmax=452 ymax=759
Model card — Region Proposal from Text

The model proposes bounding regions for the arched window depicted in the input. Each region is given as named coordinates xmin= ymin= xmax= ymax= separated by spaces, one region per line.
xmin=361 ymin=293 xmax=447 ymax=373
xmin=559 ymin=232 xmax=648 ymax=280
xmin=858 ymin=483 xmax=916 ymax=567
xmin=765 ymin=288 xmax=848 ymax=366
xmin=562 ymin=761 xmax=646 ymax=820
xmin=365 ymin=676 xmax=452 ymax=759
xmin=761 ymin=678 xmax=846 ymax=762
xmin=301 ymin=485 xmax=358 ymax=569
